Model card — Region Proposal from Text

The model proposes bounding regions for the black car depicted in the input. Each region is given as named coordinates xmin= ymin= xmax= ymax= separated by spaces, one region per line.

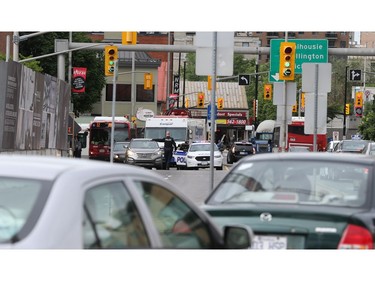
xmin=227 ymin=141 xmax=255 ymax=164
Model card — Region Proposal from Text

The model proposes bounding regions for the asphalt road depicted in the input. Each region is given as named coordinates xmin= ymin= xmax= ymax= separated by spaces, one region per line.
xmin=154 ymin=168 xmax=229 ymax=206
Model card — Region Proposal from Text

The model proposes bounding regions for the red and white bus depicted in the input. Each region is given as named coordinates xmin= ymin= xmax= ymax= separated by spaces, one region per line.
xmin=88 ymin=116 xmax=132 ymax=160
xmin=273 ymin=116 xmax=327 ymax=152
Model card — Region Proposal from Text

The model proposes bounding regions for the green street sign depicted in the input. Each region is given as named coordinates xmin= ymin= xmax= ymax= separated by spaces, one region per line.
xmin=269 ymin=39 xmax=328 ymax=82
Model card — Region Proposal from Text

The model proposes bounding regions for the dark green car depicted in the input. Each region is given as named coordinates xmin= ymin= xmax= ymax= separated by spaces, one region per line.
xmin=202 ymin=152 xmax=375 ymax=249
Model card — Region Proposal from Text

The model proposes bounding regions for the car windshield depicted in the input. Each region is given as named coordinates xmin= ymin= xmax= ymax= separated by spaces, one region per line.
xmin=0 ymin=177 xmax=51 ymax=243
xmin=206 ymin=159 xmax=371 ymax=208
xmin=342 ymin=140 xmax=368 ymax=151
xmin=190 ymin=144 xmax=218 ymax=152
xmin=130 ymin=140 xmax=159 ymax=149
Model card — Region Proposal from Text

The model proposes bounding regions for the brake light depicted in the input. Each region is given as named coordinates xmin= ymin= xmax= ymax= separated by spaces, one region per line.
xmin=338 ymin=224 xmax=373 ymax=249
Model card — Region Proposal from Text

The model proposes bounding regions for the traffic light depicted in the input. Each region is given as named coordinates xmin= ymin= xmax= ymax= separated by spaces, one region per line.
xmin=301 ymin=92 xmax=305 ymax=108
xmin=144 ymin=73 xmax=153 ymax=90
xmin=104 ymin=45 xmax=118 ymax=76
xmin=292 ymin=104 xmax=297 ymax=113
xmin=264 ymin=84 xmax=272 ymax=100
xmin=355 ymin=92 xmax=363 ymax=107
xmin=122 ymin=32 xmax=137 ymax=45
xmin=197 ymin=92 xmax=205 ymax=108
xmin=217 ymin=97 xmax=224 ymax=110
xmin=208 ymin=76 xmax=212 ymax=91
xmin=279 ymin=42 xmax=296 ymax=81
xmin=345 ymin=103 xmax=350 ymax=115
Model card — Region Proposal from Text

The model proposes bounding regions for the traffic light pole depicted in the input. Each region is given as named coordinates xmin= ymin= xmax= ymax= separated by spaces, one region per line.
xmin=110 ymin=60 xmax=118 ymax=164
xmin=343 ymin=66 xmax=348 ymax=139
xmin=209 ymin=32 xmax=218 ymax=192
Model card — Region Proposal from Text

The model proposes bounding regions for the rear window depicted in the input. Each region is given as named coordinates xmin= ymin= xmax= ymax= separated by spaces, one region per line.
xmin=207 ymin=160 xmax=371 ymax=208
xmin=234 ymin=143 xmax=254 ymax=153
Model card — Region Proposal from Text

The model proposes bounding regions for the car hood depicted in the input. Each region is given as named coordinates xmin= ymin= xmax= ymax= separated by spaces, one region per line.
xmin=202 ymin=203 xmax=369 ymax=249
xmin=129 ymin=148 xmax=161 ymax=153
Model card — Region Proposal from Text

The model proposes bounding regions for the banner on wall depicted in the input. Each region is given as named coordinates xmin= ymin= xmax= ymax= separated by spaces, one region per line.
xmin=72 ymin=67 xmax=87 ymax=93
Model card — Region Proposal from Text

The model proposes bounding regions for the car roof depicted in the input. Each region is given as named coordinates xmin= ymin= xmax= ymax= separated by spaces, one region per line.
xmin=239 ymin=152 xmax=375 ymax=164
xmin=0 ymin=155 xmax=164 ymax=182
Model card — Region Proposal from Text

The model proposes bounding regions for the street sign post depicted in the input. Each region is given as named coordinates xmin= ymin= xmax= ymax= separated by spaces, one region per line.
xmin=269 ymin=39 xmax=328 ymax=82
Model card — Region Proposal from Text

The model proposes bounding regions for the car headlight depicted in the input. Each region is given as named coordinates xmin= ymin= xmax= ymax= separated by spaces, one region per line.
xmin=231 ymin=147 xmax=235 ymax=153
xmin=114 ymin=154 xmax=119 ymax=159
xmin=127 ymin=150 xmax=137 ymax=158
xmin=153 ymin=150 xmax=162 ymax=157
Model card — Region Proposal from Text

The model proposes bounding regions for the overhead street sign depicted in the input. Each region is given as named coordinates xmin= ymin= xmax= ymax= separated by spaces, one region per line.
xmin=349 ymin=69 xmax=361 ymax=81
xmin=238 ymin=74 xmax=250 ymax=85
xmin=269 ymin=39 xmax=328 ymax=82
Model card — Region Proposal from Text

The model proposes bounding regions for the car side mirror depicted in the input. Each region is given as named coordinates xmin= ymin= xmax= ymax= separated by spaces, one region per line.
xmin=223 ymin=225 xmax=254 ymax=249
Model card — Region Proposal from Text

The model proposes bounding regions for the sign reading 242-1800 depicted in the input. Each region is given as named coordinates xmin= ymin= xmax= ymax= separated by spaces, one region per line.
xmin=269 ymin=39 xmax=328 ymax=82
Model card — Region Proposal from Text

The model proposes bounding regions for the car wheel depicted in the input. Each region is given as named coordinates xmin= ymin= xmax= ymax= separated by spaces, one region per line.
xmin=216 ymin=166 xmax=223 ymax=170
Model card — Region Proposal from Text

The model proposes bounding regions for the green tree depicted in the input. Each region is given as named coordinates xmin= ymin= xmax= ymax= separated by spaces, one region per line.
xmin=18 ymin=32 xmax=105 ymax=115
xmin=358 ymin=101 xmax=375 ymax=140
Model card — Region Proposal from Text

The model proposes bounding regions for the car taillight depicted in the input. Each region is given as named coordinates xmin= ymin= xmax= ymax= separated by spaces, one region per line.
xmin=338 ymin=224 xmax=373 ymax=249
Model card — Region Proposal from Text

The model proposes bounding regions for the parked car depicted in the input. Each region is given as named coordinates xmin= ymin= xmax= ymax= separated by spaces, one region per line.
xmin=334 ymin=139 xmax=369 ymax=154
xmin=124 ymin=138 xmax=164 ymax=169
xmin=227 ymin=141 xmax=255 ymax=164
xmin=0 ymin=155 xmax=253 ymax=249
xmin=112 ymin=141 xmax=129 ymax=163
xmin=362 ymin=142 xmax=375 ymax=157
xmin=202 ymin=152 xmax=375 ymax=249
xmin=186 ymin=142 xmax=223 ymax=170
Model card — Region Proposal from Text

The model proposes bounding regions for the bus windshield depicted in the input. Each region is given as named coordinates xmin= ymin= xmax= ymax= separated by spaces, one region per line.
xmin=144 ymin=128 xmax=187 ymax=141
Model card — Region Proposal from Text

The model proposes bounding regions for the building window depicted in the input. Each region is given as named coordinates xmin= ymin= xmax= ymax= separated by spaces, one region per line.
xmin=242 ymin=42 xmax=249 ymax=47
xmin=340 ymin=41 xmax=346 ymax=48
xmin=106 ymin=84 xmax=155 ymax=102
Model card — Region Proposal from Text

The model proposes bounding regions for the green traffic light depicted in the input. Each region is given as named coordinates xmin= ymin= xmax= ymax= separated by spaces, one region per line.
xmin=109 ymin=61 xmax=114 ymax=65
xmin=284 ymin=62 xmax=290 ymax=67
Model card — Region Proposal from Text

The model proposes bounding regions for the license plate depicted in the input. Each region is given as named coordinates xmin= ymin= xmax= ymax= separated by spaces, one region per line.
xmin=99 ymin=149 xmax=105 ymax=153
xmin=200 ymin=161 xmax=209 ymax=166
xmin=251 ymin=235 xmax=287 ymax=249
xmin=239 ymin=151 xmax=248 ymax=155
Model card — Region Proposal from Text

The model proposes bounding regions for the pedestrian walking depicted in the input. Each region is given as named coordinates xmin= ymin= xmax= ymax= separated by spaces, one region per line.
xmin=153 ymin=131 xmax=177 ymax=170
xmin=74 ymin=135 xmax=82 ymax=158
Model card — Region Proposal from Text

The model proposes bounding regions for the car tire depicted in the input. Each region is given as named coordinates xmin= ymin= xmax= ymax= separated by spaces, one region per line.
xmin=216 ymin=166 xmax=223 ymax=170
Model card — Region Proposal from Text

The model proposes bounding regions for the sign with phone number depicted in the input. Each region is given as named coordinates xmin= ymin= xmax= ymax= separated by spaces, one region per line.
xmin=226 ymin=119 xmax=247 ymax=125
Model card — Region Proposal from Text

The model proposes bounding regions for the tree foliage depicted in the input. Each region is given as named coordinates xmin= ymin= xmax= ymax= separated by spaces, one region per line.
xmin=358 ymin=101 xmax=375 ymax=140
xmin=18 ymin=32 xmax=106 ymax=114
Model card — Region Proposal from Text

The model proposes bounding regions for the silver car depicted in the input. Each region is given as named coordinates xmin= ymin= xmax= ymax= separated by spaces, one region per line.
xmin=0 ymin=155 xmax=253 ymax=249
xmin=124 ymin=138 xmax=164 ymax=169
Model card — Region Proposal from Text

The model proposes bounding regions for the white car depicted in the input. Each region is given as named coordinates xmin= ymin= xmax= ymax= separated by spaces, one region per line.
xmin=0 ymin=155 xmax=252 ymax=249
xmin=186 ymin=142 xmax=223 ymax=170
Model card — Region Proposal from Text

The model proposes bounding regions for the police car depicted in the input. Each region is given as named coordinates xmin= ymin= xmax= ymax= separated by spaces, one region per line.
xmin=172 ymin=142 xmax=189 ymax=170
xmin=185 ymin=141 xmax=223 ymax=170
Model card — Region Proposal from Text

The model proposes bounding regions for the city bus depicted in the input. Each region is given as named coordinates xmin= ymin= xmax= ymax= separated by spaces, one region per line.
xmin=273 ymin=116 xmax=327 ymax=152
xmin=88 ymin=116 xmax=132 ymax=160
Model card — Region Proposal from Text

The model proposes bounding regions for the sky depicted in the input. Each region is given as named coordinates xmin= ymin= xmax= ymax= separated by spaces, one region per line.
xmin=1 ymin=1 xmax=374 ymax=33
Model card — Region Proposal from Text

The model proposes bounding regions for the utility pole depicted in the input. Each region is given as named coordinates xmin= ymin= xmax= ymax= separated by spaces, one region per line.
xmin=343 ymin=66 xmax=348 ymax=139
